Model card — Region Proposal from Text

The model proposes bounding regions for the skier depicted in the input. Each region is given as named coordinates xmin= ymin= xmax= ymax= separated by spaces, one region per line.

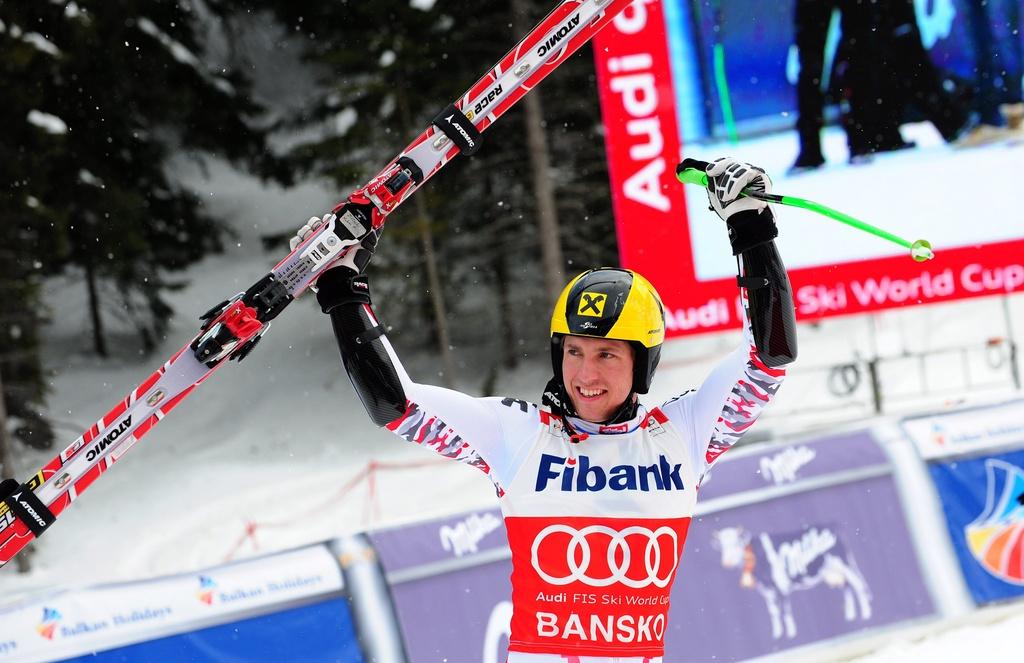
xmin=292 ymin=157 xmax=797 ymax=661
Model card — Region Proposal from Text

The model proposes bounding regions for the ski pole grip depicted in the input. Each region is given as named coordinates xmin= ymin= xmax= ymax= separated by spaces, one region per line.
xmin=675 ymin=159 xmax=710 ymax=188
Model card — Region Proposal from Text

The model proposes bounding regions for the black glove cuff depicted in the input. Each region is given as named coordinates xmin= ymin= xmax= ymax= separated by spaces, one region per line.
xmin=726 ymin=208 xmax=778 ymax=255
xmin=316 ymin=268 xmax=371 ymax=313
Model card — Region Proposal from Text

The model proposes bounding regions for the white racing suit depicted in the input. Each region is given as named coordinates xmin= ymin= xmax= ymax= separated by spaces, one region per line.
xmin=368 ymin=303 xmax=785 ymax=660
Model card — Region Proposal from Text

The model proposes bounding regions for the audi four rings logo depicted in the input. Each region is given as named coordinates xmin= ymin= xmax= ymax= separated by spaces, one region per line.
xmin=531 ymin=524 xmax=679 ymax=589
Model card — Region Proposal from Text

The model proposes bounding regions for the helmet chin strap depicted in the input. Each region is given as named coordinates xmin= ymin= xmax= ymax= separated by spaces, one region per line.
xmin=542 ymin=377 xmax=576 ymax=417
xmin=603 ymin=393 xmax=640 ymax=425
xmin=542 ymin=378 xmax=639 ymax=428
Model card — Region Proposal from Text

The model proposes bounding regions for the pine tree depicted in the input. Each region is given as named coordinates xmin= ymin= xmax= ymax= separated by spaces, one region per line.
xmin=428 ymin=0 xmax=619 ymax=373
xmin=260 ymin=0 xmax=509 ymax=385
xmin=0 ymin=223 xmax=53 ymax=451
xmin=0 ymin=1 xmax=284 ymax=451
xmin=261 ymin=0 xmax=618 ymax=382
xmin=1 ymin=1 xmax=281 ymax=357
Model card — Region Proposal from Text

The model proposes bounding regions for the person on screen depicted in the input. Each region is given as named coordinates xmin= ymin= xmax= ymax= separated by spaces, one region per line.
xmin=292 ymin=156 xmax=797 ymax=661
xmin=791 ymin=0 xmax=988 ymax=172
xmin=870 ymin=0 xmax=977 ymax=146
xmin=790 ymin=0 xmax=837 ymax=173
xmin=963 ymin=0 xmax=1024 ymax=141
xmin=790 ymin=0 xmax=914 ymax=173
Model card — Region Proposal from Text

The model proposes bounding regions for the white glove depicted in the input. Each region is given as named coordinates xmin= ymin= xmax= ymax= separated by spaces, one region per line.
xmin=705 ymin=157 xmax=772 ymax=221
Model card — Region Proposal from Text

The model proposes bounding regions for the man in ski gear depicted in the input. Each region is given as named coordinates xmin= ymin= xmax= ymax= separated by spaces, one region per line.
xmin=296 ymin=156 xmax=797 ymax=661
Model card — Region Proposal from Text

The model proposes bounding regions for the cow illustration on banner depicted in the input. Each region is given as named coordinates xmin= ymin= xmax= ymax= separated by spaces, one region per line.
xmin=711 ymin=526 xmax=873 ymax=639
xmin=964 ymin=459 xmax=1024 ymax=585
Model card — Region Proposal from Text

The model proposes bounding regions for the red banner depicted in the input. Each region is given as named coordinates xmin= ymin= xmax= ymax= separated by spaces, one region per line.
xmin=593 ymin=1 xmax=1024 ymax=337
xmin=592 ymin=0 xmax=692 ymax=318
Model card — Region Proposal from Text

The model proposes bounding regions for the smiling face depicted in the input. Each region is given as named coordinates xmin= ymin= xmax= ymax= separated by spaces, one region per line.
xmin=561 ymin=335 xmax=635 ymax=423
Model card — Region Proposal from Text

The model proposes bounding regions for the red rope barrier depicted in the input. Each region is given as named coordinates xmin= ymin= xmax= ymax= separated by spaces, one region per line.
xmin=222 ymin=457 xmax=446 ymax=562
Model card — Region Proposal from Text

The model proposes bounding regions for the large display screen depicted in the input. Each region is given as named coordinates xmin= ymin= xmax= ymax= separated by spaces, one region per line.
xmin=594 ymin=0 xmax=1024 ymax=336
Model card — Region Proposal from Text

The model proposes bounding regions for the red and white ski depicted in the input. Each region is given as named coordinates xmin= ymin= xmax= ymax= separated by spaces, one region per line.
xmin=0 ymin=0 xmax=633 ymax=569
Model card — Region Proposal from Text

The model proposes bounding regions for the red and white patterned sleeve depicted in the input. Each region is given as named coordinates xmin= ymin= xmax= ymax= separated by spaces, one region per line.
xmin=659 ymin=291 xmax=788 ymax=480
xmin=378 ymin=335 xmax=538 ymax=492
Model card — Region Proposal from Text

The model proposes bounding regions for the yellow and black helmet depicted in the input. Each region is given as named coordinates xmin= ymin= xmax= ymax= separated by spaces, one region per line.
xmin=549 ymin=268 xmax=665 ymax=394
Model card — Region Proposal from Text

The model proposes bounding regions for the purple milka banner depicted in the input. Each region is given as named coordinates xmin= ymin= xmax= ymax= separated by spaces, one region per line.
xmin=698 ymin=430 xmax=889 ymax=499
xmin=389 ymin=561 xmax=513 ymax=663
xmin=370 ymin=509 xmax=506 ymax=574
xmin=369 ymin=510 xmax=512 ymax=663
xmin=665 ymin=475 xmax=935 ymax=660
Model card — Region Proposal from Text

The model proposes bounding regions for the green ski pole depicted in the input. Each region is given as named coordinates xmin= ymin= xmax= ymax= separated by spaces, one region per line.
xmin=676 ymin=159 xmax=934 ymax=262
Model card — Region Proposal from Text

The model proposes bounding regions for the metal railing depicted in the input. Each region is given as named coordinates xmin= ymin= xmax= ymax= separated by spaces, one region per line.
xmin=764 ymin=337 xmax=1021 ymax=430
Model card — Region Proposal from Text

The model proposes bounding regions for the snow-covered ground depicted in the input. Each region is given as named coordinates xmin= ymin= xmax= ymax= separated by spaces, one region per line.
xmin=753 ymin=601 xmax=1024 ymax=663
xmin=849 ymin=605 xmax=1024 ymax=663
xmin=2 ymin=123 xmax=1023 ymax=660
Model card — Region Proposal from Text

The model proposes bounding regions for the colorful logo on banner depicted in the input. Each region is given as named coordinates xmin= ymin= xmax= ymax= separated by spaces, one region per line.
xmin=36 ymin=607 xmax=61 ymax=640
xmin=928 ymin=448 xmax=1024 ymax=604
xmin=964 ymin=460 xmax=1024 ymax=585
xmin=193 ymin=571 xmax=321 ymax=606
xmin=710 ymin=525 xmax=873 ymax=640
xmin=904 ymin=401 xmax=1024 ymax=460
xmin=197 ymin=575 xmax=217 ymax=605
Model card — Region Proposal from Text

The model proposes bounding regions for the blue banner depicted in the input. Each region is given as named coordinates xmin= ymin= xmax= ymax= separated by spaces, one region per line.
xmin=59 ymin=597 xmax=363 ymax=663
xmin=929 ymin=449 xmax=1024 ymax=605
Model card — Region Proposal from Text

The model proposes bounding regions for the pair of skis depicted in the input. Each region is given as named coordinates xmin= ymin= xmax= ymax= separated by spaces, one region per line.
xmin=0 ymin=0 xmax=634 ymax=569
